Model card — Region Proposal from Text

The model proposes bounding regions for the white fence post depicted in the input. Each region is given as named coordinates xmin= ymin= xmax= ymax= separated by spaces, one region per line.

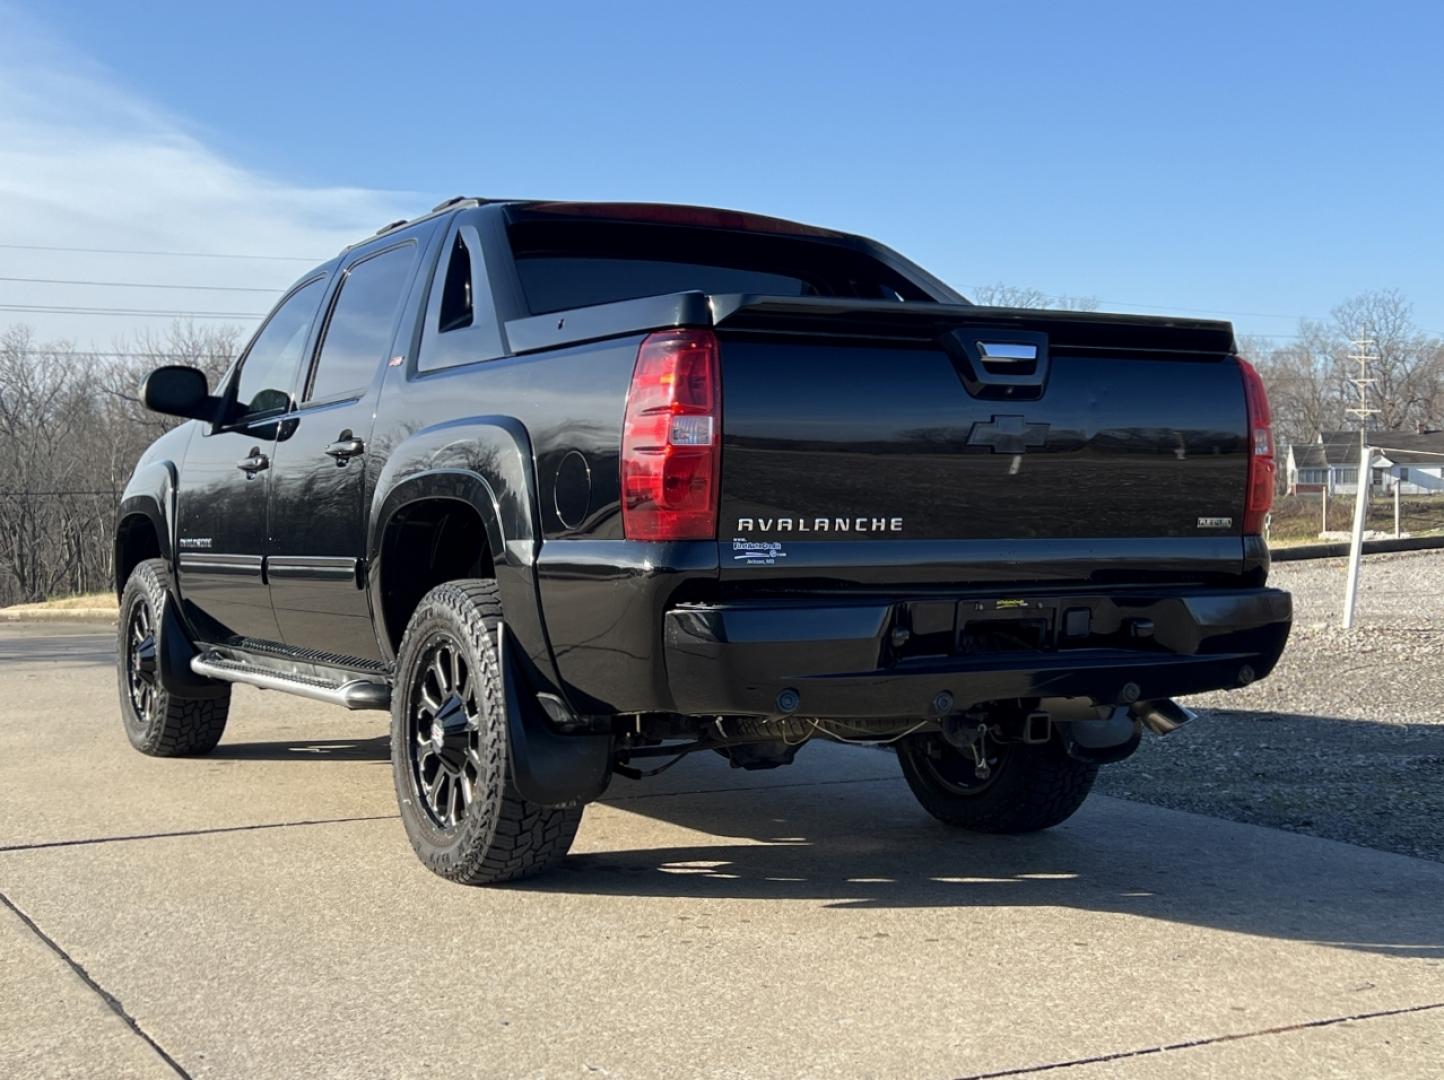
xmin=1342 ymin=446 xmax=1373 ymax=629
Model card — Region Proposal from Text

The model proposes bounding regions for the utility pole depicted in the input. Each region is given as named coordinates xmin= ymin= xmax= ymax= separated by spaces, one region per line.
xmin=1343 ymin=445 xmax=1372 ymax=629
xmin=1346 ymin=336 xmax=1381 ymax=466
xmin=1342 ymin=337 xmax=1380 ymax=629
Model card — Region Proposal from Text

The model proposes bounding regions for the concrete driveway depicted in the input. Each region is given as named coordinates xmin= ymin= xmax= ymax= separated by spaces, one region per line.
xmin=1 ymin=623 xmax=1441 ymax=1079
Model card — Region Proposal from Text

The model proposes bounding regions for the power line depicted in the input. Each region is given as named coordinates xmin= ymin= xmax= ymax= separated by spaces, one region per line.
xmin=0 ymin=304 xmax=263 ymax=319
xmin=0 ymin=275 xmax=283 ymax=293
xmin=0 ymin=242 xmax=320 ymax=261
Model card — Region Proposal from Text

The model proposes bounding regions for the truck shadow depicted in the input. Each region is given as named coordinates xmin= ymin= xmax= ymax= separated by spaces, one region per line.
xmin=518 ymin=731 xmax=1444 ymax=960
xmin=208 ymin=735 xmax=391 ymax=761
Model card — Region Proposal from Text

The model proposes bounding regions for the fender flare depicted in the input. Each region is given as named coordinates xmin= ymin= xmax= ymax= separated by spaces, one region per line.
xmin=367 ymin=415 xmax=540 ymax=665
xmin=115 ymin=460 xmax=178 ymax=594
xmin=117 ymin=463 xmax=228 ymax=698
xmin=368 ymin=416 xmax=611 ymax=806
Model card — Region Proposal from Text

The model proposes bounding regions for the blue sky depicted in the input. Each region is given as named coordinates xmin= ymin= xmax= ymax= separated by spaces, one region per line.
xmin=2 ymin=0 xmax=1441 ymax=347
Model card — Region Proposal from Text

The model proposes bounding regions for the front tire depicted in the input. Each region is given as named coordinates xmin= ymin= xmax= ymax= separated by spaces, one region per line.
xmin=390 ymin=580 xmax=583 ymax=885
xmin=897 ymin=733 xmax=1097 ymax=833
xmin=117 ymin=558 xmax=230 ymax=756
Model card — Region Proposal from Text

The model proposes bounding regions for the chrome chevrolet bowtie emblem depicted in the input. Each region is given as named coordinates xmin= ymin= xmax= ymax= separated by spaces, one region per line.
xmin=966 ymin=415 xmax=1049 ymax=454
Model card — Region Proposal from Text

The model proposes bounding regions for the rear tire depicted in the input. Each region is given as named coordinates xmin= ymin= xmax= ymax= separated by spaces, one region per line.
xmin=390 ymin=580 xmax=583 ymax=885
xmin=897 ymin=733 xmax=1097 ymax=833
xmin=117 ymin=558 xmax=230 ymax=756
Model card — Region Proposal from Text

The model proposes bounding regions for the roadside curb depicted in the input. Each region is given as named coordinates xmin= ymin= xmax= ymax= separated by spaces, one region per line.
xmin=1272 ymin=535 xmax=1444 ymax=562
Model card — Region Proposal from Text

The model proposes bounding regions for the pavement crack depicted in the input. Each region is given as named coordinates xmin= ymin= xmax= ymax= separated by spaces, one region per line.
xmin=0 ymin=889 xmax=193 ymax=1079
xmin=952 ymin=1000 xmax=1444 ymax=1079
xmin=0 ymin=814 xmax=399 ymax=854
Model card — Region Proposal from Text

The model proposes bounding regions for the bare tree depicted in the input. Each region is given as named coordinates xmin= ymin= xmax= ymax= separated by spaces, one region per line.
xmin=1246 ymin=323 xmax=1345 ymax=447
xmin=969 ymin=283 xmax=1100 ymax=311
xmin=0 ymin=321 xmax=242 ymax=606
xmin=1326 ymin=290 xmax=1440 ymax=432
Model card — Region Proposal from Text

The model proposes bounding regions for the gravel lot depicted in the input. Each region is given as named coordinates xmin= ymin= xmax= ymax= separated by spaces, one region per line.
xmin=1100 ymin=549 xmax=1444 ymax=862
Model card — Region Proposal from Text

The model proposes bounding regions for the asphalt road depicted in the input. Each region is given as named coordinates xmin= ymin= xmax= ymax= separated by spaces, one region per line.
xmin=1 ymin=623 xmax=1442 ymax=1079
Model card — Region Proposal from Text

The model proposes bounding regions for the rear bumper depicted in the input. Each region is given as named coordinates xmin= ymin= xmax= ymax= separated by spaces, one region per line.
xmin=663 ymin=588 xmax=1291 ymax=720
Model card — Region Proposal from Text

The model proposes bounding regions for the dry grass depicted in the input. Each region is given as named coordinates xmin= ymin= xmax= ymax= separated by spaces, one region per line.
xmin=1 ymin=591 xmax=118 ymax=615
xmin=1269 ymin=492 xmax=1444 ymax=544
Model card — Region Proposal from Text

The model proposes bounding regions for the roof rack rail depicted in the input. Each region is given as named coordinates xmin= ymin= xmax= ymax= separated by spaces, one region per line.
xmin=341 ymin=198 xmax=516 ymax=256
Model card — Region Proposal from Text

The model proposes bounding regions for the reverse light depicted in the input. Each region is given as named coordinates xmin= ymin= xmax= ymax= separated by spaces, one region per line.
xmin=621 ymin=329 xmax=721 ymax=541
xmin=1238 ymin=357 xmax=1275 ymax=534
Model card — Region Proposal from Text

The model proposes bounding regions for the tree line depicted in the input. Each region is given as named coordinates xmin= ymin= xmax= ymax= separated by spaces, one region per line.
xmin=1240 ymin=290 xmax=1444 ymax=449
xmin=978 ymin=286 xmax=1444 ymax=455
xmin=1 ymin=288 xmax=1437 ymax=605
xmin=0 ymin=322 xmax=239 ymax=606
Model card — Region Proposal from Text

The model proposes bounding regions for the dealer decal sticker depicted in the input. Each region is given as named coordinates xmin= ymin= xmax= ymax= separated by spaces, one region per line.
xmin=732 ymin=539 xmax=787 ymax=565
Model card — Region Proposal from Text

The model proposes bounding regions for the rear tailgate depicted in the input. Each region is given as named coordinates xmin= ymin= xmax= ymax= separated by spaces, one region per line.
xmin=712 ymin=296 xmax=1249 ymax=589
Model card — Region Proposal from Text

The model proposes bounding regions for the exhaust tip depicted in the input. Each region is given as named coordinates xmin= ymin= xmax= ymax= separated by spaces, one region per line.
xmin=1131 ymin=698 xmax=1197 ymax=736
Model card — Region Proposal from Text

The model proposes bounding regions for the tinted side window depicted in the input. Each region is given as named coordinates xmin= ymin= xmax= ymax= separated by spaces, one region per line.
xmin=231 ymin=279 xmax=324 ymax=420
xmin=307 ymin=245 xmax=414 ymax=402
xmin=438 ymin=233 xmax=473 ymax=332
xmin=418 ymin=223 xmax=505 ymax=373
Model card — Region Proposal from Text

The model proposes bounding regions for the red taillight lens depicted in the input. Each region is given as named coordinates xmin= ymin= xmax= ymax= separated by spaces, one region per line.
xmin=621 ymin=329 xmax=720 ymax=541
xmin=1238 ymin=357 xmax=1275 ymax=534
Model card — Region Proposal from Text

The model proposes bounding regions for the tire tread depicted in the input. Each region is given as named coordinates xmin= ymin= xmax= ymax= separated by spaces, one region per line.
xmin=117 ymin=559 xmax=229 ymax=757
xmin=392 ymin=580 xmax=583 ymax=885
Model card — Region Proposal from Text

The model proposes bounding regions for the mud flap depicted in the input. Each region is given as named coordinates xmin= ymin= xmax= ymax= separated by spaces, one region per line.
xmin=157 ymin=593 xmax=229 ymax=699
xmin=499 ymin=624 xmax=612 ymax=807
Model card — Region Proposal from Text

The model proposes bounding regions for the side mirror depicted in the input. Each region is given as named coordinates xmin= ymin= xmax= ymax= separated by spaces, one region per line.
xmin=141 ymin=365 xmax=217 ymax=420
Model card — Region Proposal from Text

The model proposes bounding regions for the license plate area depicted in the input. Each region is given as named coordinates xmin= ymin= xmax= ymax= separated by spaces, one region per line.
xmin=894 ymin=597 xmax=1063 ymax=661
xmin=891 ymin=594 xmax=1176 ymax=664
xmin=959 ymin=600 xmax=1058 ymax=654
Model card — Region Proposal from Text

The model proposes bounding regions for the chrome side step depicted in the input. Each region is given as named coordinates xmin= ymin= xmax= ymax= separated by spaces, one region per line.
xmin=191 ymin=653 xmax=390 ymax=711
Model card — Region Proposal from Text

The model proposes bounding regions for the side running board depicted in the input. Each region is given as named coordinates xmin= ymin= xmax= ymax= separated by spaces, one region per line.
xmin=190 ymin=651 xmax=390 ymax=711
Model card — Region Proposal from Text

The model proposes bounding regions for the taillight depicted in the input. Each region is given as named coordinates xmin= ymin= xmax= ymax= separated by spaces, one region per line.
xmin=621 ymin=329 xmax=720 ymax=541
xmin=1238 ymin=357 xmax=1275 ymax=534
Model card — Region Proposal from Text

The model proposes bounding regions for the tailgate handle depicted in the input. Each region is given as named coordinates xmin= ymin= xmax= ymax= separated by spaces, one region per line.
xmin=941 ymin=329 xmax=1050 ymax=400
xmin=978 ymin=341 xmax=1037 ymax=363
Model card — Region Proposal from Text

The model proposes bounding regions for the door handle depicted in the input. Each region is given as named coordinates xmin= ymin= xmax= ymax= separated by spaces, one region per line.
xmin=236 ymin=450 xmax=269 ymax=475
xmin=323 ymin=434 xmax=365 ymax=464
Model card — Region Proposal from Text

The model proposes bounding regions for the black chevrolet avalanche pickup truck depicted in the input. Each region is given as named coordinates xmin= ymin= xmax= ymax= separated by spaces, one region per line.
xmin=117 ymin=198 xmax=1292 ymax=884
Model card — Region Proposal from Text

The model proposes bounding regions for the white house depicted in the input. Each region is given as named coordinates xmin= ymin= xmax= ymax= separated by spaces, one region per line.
xmin=1285 ymin=430 xmax=1444 ymax=495
xmin=1373 ymin=436 xmax=1444 ymax=494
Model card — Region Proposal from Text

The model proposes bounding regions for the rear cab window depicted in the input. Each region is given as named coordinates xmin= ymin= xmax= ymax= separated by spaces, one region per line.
xmin=505 ymin=210 xmax=932 ymax=315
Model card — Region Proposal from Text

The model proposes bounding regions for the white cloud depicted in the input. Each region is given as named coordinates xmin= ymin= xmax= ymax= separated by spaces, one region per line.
xmin=0 ymin=9 xmax=414 ymax=347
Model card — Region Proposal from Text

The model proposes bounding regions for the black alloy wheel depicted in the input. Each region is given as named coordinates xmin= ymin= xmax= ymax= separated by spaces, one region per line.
xmin=906 ymin=734 xmax=1007 ymax=796
xmin=407 ymin=634 xmax=483 ymax=830
xmin=124 ymin=595 xmax=160 ymax=730
xmin=389 ymin=579 xmax=585 ymax=884
xmin=896 ymin=731 xmax=1098 ymax=834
